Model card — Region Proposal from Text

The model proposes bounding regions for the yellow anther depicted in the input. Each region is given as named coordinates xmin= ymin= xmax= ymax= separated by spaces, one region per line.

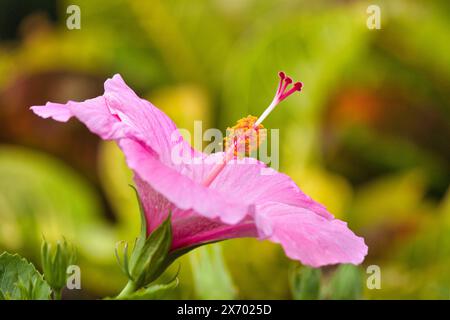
xmin=224 ymin=115 xmax=266 ymax=157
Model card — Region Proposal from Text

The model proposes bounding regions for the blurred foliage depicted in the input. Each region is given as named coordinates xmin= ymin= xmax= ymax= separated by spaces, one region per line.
xmin=0 ymin=0 xmax=449 ymax=299
xmin=189 ymin=245 xmax=236 ymax=300
xmin=290 ymin=265 xmax=321 ymax=300
xmin=326 ymin=265 xmax=363 ymax=300
xmin=290 ymin=264 xmax=363 ymax=300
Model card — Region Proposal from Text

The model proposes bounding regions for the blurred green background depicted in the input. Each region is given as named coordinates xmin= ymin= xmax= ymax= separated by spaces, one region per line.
xmin=0 ymin=0 xmax=449 ymax=299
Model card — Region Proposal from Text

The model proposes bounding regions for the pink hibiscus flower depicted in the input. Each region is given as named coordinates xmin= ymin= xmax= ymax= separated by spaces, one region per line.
xmin=31 ymin=72 xmax=367 ymax=267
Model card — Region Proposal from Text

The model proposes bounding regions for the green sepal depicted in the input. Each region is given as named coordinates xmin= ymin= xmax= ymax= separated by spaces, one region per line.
xmin=130 ymin=213 xmax=172 ymax=288
xmin=117 ymin=276 xmax=178 ymax=300
xmin=114 ymin=186 xmax=173 ymax=291
xmin=115 ymin=241 xmax=132 ymax=279
xmin=127 ymin=185 xmax=148 ymax=272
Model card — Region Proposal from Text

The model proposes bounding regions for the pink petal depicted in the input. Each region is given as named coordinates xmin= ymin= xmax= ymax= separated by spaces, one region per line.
xmin=103 ymin=75 xmax=193 ymax=163
xmin=134 ymin=170 xmax=257 ymax=248
xmin=255 ymin=202 xmax=368 ymax=267
xmin=171 ymin=215 xmax=257 ymax=250
xmin=202 ymin=153 xmax=333 ymax=220
xmin=133 ymin=147 xmax=334 ymax=236
xmin=119 ymin=138 xmax=255 ymax=228
xmin=31 ymin=74 xmax=254 ymax=229
xmin=31 ymin=74 xmax=196 ymax=162
xmin=31 ymin=96 xmax=131 ymax=140
xmin=31 ymin=102 xmax=73 ymax=122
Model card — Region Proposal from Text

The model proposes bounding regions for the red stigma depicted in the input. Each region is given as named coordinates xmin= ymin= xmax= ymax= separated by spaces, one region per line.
xmin=275 ymin=71 xmax=303 ymax=102
xmin=292 ymin=82 xmax=303 ymax=92
xmin=254 ymin=72 xmax=304 ymax=127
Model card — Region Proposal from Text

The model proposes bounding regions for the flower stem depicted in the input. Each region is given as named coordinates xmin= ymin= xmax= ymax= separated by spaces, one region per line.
xmin=53 ymin=289 xmax=62 ymax=300
xmin=116 ymin=280 xmax=137 ymax=299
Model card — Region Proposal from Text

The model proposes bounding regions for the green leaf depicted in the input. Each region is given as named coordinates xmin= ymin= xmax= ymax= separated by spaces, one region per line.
xmin=327 ymin=264 xmax=363 ymax=300
xmin=115 ymin=241 xmax=132 ymax=279
xmin=290 ymin=265 xmax=321 ymax=300
xmin=0 ymin=252 xmax=51 ymax=300
xmin=189 ymin=244 xmax=236 ymax=300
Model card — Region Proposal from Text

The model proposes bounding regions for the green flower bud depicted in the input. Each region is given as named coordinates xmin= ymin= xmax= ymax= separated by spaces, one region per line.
xmin=40 ymin=238 xmax=77 ymax=298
